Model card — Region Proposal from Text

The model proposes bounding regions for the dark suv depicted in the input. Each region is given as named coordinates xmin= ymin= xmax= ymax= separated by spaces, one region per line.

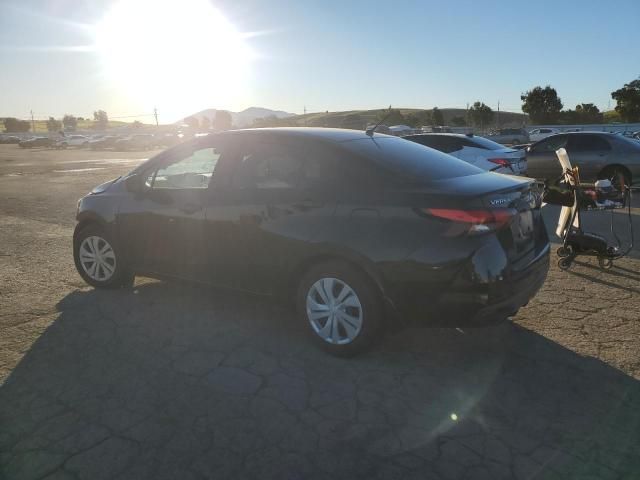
xmin=74 ymin=128 xmax=549 ymax=355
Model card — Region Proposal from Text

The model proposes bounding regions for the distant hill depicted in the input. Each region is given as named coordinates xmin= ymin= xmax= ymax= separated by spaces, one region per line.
xmin=185 ymin=107 xmax=295 ymax=127
xmin=290 ymin=108 xmax=528 ymax=129
xmin=181 ymin=107 xmax=528 ymax=129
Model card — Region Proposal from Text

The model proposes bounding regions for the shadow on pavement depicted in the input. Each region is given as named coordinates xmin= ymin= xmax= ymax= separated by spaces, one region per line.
xmin=1 ymin=281 xmax=639 ymax=480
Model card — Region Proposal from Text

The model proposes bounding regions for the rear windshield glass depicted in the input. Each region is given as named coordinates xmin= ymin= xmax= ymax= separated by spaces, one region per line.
xmin=615 ymin=135 xmax=640 ymax=150
xmin=340 ymin=136 xmax=483 ymax=181
xmin=468 ymin=136 xmax=506 ymax=150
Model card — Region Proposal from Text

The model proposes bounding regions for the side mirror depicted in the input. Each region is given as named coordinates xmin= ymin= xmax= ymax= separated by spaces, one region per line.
xmin=125 ymin=173 xmax=146 ymax=193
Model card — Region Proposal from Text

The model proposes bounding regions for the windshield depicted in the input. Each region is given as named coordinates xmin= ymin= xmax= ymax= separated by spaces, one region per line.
xmin=341 ymin=136 xmax=483 ymax=180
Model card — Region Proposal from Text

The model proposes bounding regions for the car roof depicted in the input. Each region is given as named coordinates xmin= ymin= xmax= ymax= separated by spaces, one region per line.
xmin=222 ymin=127 xmax=377 ymax=143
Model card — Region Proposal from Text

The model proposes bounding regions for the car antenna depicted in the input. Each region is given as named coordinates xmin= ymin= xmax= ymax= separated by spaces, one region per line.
xmin=366 ymin=105 xmax=392 ymax=137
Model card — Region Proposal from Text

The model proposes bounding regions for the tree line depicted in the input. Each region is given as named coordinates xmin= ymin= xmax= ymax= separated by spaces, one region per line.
xmin=2 ymin=110 xmax=111 ymax=133
xmin=521 ymin=77 xmax=640 ymax=124
xmin=250 ymin=76 xmax=640 ymax=130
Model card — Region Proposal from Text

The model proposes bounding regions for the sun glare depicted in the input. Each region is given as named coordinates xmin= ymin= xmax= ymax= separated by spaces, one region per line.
xmin=95 ymin=0 xmax=252 ymax=121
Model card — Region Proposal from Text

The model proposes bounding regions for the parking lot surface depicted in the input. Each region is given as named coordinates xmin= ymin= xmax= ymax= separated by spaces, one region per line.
xmin=1 ymin=145 xmax=639 ymax=479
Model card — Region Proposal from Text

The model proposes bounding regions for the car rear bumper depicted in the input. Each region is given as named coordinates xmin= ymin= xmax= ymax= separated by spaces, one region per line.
xmin=385 ymin=241 xmax=550 ymax=327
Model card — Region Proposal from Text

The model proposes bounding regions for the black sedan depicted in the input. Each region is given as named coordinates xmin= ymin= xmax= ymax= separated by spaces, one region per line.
xmin=73 ymin=128 xmax=550 ymax=355
xmin=18 ymin=136 xmax=55 ymax=148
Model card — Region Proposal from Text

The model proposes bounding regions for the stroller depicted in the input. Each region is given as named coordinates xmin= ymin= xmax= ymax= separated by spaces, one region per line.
xmin=543 ymin=148 xmax=633 ymax=270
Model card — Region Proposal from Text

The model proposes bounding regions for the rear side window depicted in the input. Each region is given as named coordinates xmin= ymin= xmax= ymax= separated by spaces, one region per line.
xmin=566 ymin=135 xmax=611 ymax=152
xmin=464 ymin=136 xmax=505 ymax=150
xmin=340 ymin=137 xmax=482 ymax=181
xmin=232 ymin=143 xmax=302 ymax=189
xmin=406 ymin=135 xmax=461 ymax=153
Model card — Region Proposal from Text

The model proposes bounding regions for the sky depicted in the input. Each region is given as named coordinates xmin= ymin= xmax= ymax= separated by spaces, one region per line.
xmin=1 ymin=0 xmax=639 ymax=123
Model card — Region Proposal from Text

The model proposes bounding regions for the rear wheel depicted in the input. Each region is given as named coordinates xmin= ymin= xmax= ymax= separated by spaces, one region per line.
xmin=296 ymin=261 xmax=383 ymax=356
xmin=73 ymin=225 xmax=134 ymax=288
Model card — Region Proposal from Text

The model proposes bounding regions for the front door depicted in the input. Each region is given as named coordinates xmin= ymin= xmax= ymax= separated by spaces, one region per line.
xmin=526 ymin=134 xmax=568 ymax=181
xmin=118 ymin=139 xmax=228 ymax=280
xmin=564 ymin=134 xmax=612 ymax=180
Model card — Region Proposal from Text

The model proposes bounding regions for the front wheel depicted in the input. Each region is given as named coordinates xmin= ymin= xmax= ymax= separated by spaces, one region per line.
xmin=296 ymin=261 xmax=383 ymax=357
xmin=73 ymin=225 xmax=134 ymax=288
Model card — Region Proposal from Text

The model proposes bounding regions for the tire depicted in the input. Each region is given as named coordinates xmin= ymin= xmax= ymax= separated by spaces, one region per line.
xmin=296 ymin=261 xmax=383 ymax=357
xmin=73 ymin=224 xmax=134 ymax=289
xmin=558 ymin=257 xmax=573 ymax=270
xmin=598 ymin=257 xmax=613 ymax=270
xmin=598 ymin=166 xmax=631 ymax=189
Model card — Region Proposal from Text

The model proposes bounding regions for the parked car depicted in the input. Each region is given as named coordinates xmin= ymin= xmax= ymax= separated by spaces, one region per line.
xmin=364 ymin=124 xmax=392 ymax=135
xmin=0 ymin=135 xmax=21 ymax=144
xmin=157 ymin=133 xmax=181 ymax=147
xmin=73 ymin=128 xmax=549 ymax=356
xmin=19 ymin=137 xmax=55 ymax=148
xmin=528 ymin=128 xmax=561 ymax=142
xmin=613 ymin=130 xmax=636 ymax=138
xmin=404 ymin=133 xmax=528 ymax=175
xmin=89 ymin=135 xmax=120 ymax=150
xmin=115 ymin=134 xmax=156 ymax=150
xmin=526 ymin=132 xmax=640 ymax=186
xmin=56 ymin=135 xmax=90 ymax=149
xmin=485 ymin=128 xmax=530 ymax=145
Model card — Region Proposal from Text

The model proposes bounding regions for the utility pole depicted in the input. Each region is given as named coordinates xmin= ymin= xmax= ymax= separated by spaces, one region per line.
xmin=154 ymin=107 xmax=159 ymax=127
xmin=497 ymin=100 xmax=500 ymax=128
xmin=466 ymin=102 xmax=469 ymax=128
xmin=30 ymin=110 xmax=35 ymax=133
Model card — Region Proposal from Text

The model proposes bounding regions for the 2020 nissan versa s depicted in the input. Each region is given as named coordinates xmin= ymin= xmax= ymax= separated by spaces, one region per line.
xmin=74 ymin=128 xmax=550 ymax=355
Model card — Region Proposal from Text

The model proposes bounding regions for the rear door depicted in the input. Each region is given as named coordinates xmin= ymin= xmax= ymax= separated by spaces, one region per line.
xmin=564 ymin=134 xmax=611 ymax=180
xmin=204 ymin=137 xmax=338 ymax=294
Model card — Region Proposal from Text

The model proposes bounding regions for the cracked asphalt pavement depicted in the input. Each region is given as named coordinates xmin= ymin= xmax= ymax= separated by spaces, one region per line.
xmin=1 ymin=145 xmax=639 ymax=479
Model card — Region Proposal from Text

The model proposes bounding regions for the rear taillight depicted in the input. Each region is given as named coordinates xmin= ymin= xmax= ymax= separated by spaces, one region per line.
xmin=488 ymin=158 xmax=512 ymax=168
xmin=425 ymin=208 xmax=517 ymax=235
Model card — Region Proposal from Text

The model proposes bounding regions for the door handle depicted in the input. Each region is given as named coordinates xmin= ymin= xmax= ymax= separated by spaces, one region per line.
xmin=180 ymin=203 xmax=202 ymax=214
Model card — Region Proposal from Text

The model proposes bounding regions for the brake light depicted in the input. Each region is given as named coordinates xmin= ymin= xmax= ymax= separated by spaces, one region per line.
xmin=488 ymin=158 xmax=512 ymax=167
xmin=425 ymin=208 xmax=516 ymax=235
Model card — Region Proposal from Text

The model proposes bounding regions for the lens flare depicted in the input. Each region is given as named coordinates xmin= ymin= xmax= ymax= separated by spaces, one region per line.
xmin=95 ymin=0 xmax=252 ymax=121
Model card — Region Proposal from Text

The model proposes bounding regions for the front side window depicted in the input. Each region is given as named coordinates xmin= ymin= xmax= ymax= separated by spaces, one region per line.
xmin=146 ymin=147 xmax=221 ymax=189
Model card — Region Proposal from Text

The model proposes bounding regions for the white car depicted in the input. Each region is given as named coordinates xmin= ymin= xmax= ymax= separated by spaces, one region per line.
xmin=528 ymin=128 xmax=561 ymax=142
xmin=56 ymin=135 xmax=90 ymax=149
xmin=404 ymin=133 xmax=527 ymax=175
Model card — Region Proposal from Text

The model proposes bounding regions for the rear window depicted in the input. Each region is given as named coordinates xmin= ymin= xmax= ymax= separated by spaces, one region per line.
xmin=340 ymin=136 xmax=482 ymax=181
xmin=467 ymin=136 xmax=505 ymax=150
